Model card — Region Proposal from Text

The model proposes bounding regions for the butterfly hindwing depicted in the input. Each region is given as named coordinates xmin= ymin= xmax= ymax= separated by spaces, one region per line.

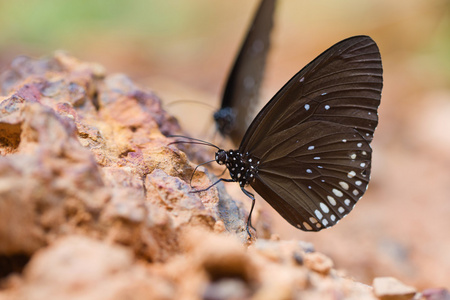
xmin=252 ymin=121 xmax=373 ymax=231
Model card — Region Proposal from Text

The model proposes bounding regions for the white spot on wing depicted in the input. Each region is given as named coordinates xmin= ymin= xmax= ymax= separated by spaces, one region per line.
xmin=338 ymin=207 xmax=345 ymax=214
xmin=320 ymin=202 xmax=329 ymax=213
xmin=308 ymin=146 xmax=314 ymax=150
xmin=347 ymin=171 xmax=356 ymax=178
xmin=355 ymin=180 xmax=362 ymax=186
xmin=344 ymin=199 xmax=351 ymax=206
xmin=353 ymin=189 xmax=359 ymax=196
xmin=325 ymin=105 xmax=330 ymax=110
xmin=327 ymin=196 xmax=337 ymax=206
xmin=306 ymin=169 xmax=312 ymax=174
xmin=322 ymin=219 xmax=329 ymax=226
xmin=339 ymin=181 xmax=349 ymax=190
xmin=332 ymin=189 xmax=343 ymax=197
xmin=315 ymin=210 xmax=323 ymax=220
xmin=304 ymin=104 xmax=310 ymax=111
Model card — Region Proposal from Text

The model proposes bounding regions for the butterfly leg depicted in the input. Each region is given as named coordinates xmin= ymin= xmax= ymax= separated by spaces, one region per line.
xmin=190 ymin=178 xmax=234 ymax=193
xmin=241 ymin=187 xmax=256 ymax=238
xmin=189 ymin=159 xmax=217 ymax=188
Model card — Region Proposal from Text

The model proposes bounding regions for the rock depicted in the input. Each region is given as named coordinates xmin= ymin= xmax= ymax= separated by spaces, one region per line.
xmin=373 ymin=277 xmax=417 ymax=300
xmin=304 ymin=252 xmax=334 ymax=275
xmin=0 ymin=52 xmax=424 ymax=300
xmin=19 ymin=235 xmax=175 ymax=300
xmin=421 ymin=288 xmax=450 ymax=300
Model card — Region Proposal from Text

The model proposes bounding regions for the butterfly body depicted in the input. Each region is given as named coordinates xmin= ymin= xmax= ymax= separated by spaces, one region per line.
xmin=215 ymin=149 xmax=260 ymax=187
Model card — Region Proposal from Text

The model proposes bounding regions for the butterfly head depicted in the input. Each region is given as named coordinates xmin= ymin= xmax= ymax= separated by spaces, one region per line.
xmin=215 ymin=149 xmax=229 ymax=165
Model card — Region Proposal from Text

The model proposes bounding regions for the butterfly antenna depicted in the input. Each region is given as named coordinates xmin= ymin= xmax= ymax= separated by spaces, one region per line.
xmin=166 ymin=99 xmax=217 ymax=112
xmin=167 ymin=135 xmax=221 ymax=151
xmin=201 ymin=117 xmax=216 ymax=141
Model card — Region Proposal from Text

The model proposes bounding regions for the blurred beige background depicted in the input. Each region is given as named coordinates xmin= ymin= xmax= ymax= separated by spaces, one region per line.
xmin=1 ymin=0 xmax=449 ymax=290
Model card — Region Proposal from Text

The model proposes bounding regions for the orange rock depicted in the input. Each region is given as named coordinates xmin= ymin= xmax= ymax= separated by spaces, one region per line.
xmin=20 ymin=235 xmax=175 ymax=300
xmin=0 ymin=52 xmax=423 ymax=300
xmin=304 ymin=252 xmax=334 ymax=275
xmin=373 ymin=277 xmax=417 ymax=300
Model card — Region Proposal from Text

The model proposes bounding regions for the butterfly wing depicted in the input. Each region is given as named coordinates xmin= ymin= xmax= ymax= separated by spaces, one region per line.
xmin=242 ymin=36 xmax=383 ymax=231
xmin=240 ymin=35 xmax=382 ymax=152
xmin=251 ymin=121 xmax=374 ymax=231
xmin=214 ymin=0 xmax=276 ymax=145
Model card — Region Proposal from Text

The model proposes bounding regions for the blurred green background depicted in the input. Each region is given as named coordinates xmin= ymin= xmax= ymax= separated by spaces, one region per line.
xmin=1 ymin=0 xmax=449 ymax=290
xmin=1 ymin=0 xmax=448 ymax=93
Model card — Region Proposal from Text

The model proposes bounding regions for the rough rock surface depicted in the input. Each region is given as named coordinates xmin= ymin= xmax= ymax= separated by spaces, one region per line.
xmin=373 ymin=277 xmax=416 ymax=300
xmin=0 ymin=53 xmax=444 ymax=299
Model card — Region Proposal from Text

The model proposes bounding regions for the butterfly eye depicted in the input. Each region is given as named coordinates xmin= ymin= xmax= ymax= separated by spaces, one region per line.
xmin=215 ymin=150 xmax=228 ymax=165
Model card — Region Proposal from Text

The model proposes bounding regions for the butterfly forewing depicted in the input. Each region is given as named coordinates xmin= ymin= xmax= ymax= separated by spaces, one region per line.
xmin=240 ymin=36 xmax=382 ymax=153
xmin=240 ymin=36 xmax=382 ymax=231
xmin=215 ymin=0 xmax=276 ymax=145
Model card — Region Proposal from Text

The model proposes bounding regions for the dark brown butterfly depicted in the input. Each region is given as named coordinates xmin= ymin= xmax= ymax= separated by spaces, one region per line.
xmin=173 ymin=35 xmax=383 ymax=237
xmin=214 ymin=0 xmax=276 ymax=146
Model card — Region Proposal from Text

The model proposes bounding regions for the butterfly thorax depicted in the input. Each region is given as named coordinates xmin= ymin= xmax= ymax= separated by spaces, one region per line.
xmin=215 ymin=149 xmax=260 ymax=187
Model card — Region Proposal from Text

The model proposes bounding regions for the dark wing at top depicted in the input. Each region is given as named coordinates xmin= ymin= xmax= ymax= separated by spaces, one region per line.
xmin=243 ymin=36 xmax=383 ymax=231
xmin=214 ymin=0 xmax=276 ymax=146
xmin=240 ymin=36 xmax=382 ymax=153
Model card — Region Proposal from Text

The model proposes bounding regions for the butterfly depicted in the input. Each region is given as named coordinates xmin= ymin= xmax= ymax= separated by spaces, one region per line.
xmin=214 ymin=0 xmax=276 ymax=146
xmin=172 ymin=35 xmax=383 ymax=237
